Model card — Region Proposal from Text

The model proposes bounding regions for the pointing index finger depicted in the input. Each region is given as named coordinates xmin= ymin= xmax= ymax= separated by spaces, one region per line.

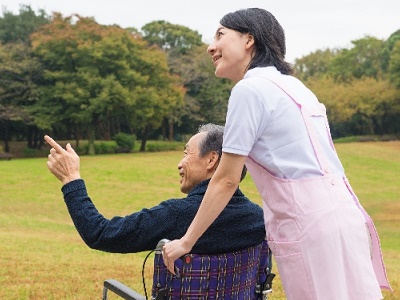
xmin=44 ymin=135 xmax=64 ymax=153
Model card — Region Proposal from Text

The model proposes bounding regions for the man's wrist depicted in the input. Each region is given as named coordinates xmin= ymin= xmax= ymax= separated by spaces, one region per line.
xmin=62 ymin=175 xmax=81 ymax=185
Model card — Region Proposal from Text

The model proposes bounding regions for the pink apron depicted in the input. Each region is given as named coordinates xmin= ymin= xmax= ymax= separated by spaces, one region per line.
xmin=245 ymin=76 xmax=392 ymax=299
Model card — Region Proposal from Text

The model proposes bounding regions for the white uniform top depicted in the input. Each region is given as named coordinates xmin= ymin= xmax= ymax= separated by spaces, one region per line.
xmin=222 ymin=67 xmax=344 ymax=179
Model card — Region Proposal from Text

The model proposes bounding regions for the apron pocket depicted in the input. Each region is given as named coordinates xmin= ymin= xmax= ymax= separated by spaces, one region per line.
xmin=269 ymin=240 xmax=313 ymax=300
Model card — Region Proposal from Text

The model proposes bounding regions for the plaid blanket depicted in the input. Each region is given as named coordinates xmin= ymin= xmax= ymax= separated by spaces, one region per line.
xmin=152 ymin=241 xmax=269 ymax=299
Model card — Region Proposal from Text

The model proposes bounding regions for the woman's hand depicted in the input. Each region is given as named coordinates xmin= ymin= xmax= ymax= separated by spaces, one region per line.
xmin=45 ymin=135 xmax=81 ymax=185
xmin=162 ymin=238 xmax=193 ymax=274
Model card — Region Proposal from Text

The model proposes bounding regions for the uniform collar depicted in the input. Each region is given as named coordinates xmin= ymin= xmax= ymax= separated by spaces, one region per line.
xmin=244 ymin=66 xmax=280 ymax=79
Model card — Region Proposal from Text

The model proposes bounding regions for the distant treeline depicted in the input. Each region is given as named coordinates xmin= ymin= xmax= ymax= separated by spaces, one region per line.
xmin=1 ymin=5 xmax=399 ymax=154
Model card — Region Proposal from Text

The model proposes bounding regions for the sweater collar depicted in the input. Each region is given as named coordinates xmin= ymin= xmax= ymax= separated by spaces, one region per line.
xmin=187 ymin=179 xmax=244 ymax=198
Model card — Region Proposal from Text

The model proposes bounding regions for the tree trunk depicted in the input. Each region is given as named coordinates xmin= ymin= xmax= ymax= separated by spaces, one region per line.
xmin=27 ymin=125 xmax=33 ymax=148
xmin=2 ymin=121 xmax=10 ymax=153
xmin=140 ymin=125 xmax=148 ymax=152
xmin=168 ymin=117 xmax=174 ymax=141
xmin=88 ymin=124 xmax=96 ymax=155
xmin=32 ymin=126 xmax=40 ymax=149
xmin=75 ymin=124 xmax=80 ymax=148
xmin=162 ymin=117 xmax=167 ymax=140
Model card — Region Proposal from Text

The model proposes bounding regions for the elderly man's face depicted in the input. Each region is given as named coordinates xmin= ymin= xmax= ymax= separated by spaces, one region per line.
xmin=178 ymin=132 xmax=210 ymax=194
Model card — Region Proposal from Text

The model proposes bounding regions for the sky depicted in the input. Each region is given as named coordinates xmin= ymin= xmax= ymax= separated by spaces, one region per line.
xmin=1 ymin=0 xmax=399 ymax=63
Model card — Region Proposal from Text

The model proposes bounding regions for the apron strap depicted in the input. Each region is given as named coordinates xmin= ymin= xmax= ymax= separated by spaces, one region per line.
xmin=262 ymin=76 xmax=332 ymax=175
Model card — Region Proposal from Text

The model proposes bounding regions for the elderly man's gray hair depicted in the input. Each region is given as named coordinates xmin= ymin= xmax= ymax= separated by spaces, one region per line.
xmin=197 ymin=123 xmax=247 ymax=182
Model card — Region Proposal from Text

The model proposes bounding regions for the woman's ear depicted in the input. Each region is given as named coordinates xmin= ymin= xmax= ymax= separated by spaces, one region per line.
xmin=245 ymin=34 xmax=255 ymax=49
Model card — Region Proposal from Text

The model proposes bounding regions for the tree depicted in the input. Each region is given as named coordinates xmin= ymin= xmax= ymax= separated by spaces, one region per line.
xmin=0 ymin=5 xmax=50 ymax=44
xmin=31 ymin=14 xmax=184 ymax=153
xmin=389 ymin=40 xmax=400 ymax=89
xmin=306 ymin=75 xmax=398 ymax=136
xmin=294 ymin=49 xmax=337 ymax=81
xmin=175 ymin=44 xmax=232 ymax=127
xmin=0 ymin=5 xmax=50 ymax=151
xmin=294 ymin=32 xmax=400 ymax=137
xmin=347 ymin=77 xmax=398 ymax=135
xmin=126 ymin=45 xmax=185 ymax=151
xmin=329 ymin=36 xmax=385 ymax=82
xmin=141 ymin=20 xmax=203 ymax=54
xmin=0 ymin=42 xmax=43 ymax=151
xmin=142 ymin=21 xmax=233 ymax=137
xmin=141 ymin=21 xmax=204 ymax=140
xmin=381 ymin=29 xmax=400 ymax=72
xmin=387 ymin=40 xmax=400 ymax=133
xmin=31 ymin=14 xmax=140 ymax=154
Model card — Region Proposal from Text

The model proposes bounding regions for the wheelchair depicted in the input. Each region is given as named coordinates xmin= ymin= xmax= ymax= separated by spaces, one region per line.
xmin=103 ymin=239 xmax=275 ymax=300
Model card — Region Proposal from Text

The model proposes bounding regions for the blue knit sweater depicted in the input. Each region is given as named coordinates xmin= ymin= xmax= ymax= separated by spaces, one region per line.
xmin=62 ymin=178 xmax=266 ymax=254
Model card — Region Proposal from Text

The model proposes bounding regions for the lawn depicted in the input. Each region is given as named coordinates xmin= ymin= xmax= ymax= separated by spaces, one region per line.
xmin=0 ymin=141 xmax=399 ymax=299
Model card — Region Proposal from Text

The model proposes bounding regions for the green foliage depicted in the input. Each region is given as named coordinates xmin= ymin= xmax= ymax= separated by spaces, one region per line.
xmin=0 ymin=4 xmax=50 ymax=44
xmin=21 ymin=146 xmax=42 ymax=157
xmin=95 ymin=142 xmax=118 ymax=154
xmin=76 ymin=141 xmax=117 ymax=155
xmin=381 ymin=29 xmax=400 ymax=72
xmin=389 ymin=40 xmax=400 ymax=88
xmin=0 ymin=42 xmax=42 ymax=121
xmin=294 ymin=49 xmax=337 ymax=81
xmin=141 ymin=20 xmax=203 ymax=54
xmin=1 ymin=7 xmax=400 ymax=147
xmin=146 ymin=141 xmax=184 ymax=152
xmin=30 ymin=15 xmax=141 ymax=130
xmin=30 ymin=14 xmax=184 ymax=154
xmin=334 ymin=135 xmax=399 ymax=143
xmin=0 ymin=40 xmax=45 ymax=150
xmin=329 ymin=36 xmax=385 ymax=82
xmin=334 ymin=135 xmax=377 ymax=143
xmin=295 ymin=33 xmax=400 ymax=137
xmin=141 ymin=22 xmax=226 ymax=141
xmin=114 ymin=132 xmax=136 ymax=152
xmin=165 ymin=44 xmax=232 ymax=131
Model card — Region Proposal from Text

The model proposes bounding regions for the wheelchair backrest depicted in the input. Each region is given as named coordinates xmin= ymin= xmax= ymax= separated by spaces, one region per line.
xmin=152 ymin=241 xmax=270 ymax=300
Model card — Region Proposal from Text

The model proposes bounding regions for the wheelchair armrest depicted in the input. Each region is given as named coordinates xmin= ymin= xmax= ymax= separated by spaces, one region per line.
xmin=102 ymin=279 xmax=146 ymax=300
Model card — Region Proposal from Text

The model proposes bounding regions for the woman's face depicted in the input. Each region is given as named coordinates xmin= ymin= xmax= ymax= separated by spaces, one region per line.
xmin=207 ymin=25 xmax=254 ymax=83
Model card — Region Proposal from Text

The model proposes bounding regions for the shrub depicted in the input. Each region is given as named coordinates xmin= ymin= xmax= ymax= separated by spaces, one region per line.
xmin=22 ymin=147 xmax=42 ymax=157
xmin=95 ymin=142 xmax=118 ymax=154
xmin=75 ymin=142 xmax=118 ymax=155
xmin=114 ymin=133 xmax=135 ymax=153
xmin=146 ymin=141 xmax=184 ymax=152
xmin=75 ymin=145 xmax=88 ymax=155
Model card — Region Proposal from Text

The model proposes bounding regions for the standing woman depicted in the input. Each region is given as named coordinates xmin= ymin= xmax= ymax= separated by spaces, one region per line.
xmin=163 ymin=8 xmax=391 ymax=299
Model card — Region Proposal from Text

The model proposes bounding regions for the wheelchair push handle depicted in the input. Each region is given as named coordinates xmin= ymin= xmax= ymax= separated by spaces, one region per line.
xmin=155 ymin=239 xmax=183 ymax=277
xmin=155 ymin=239 xmax=170 ymax=253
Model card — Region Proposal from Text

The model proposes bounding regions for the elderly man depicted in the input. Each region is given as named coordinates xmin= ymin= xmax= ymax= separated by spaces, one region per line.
xmin=45 ymin=124 xmax=266 ymax=254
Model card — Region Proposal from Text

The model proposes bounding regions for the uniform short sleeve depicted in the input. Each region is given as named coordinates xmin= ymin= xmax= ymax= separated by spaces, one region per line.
xmin=222 ymin=80 xmax=270 ymax=156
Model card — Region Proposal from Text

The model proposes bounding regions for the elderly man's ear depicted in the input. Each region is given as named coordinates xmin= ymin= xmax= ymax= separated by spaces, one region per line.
xmin=207 ymin=151 xmax=220 ymax=171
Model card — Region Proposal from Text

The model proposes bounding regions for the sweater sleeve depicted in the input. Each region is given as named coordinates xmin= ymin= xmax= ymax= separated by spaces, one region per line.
xmin=62 ymin=179 xmax=181 ymax=253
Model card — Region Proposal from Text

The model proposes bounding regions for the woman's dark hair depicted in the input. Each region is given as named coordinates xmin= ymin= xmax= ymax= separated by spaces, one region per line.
xmin=220 ymin=8 xmax=293 ymax=75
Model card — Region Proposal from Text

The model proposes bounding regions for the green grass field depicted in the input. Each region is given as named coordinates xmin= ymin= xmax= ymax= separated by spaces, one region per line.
xmin=0 ymin=141 xmax=399 ymax=299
